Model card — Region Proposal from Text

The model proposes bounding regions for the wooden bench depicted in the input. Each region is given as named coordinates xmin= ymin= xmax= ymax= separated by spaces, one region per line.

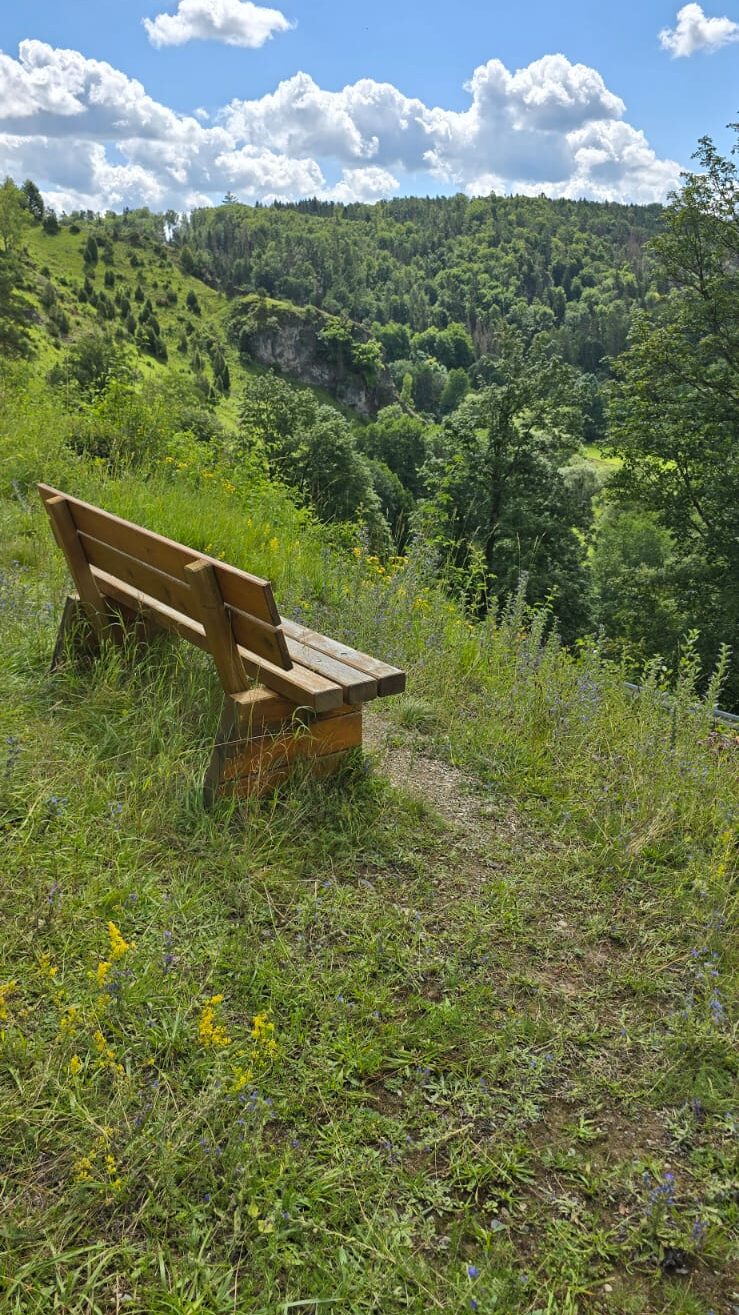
xmin=38 ymin=484 xmax=405 ymax=801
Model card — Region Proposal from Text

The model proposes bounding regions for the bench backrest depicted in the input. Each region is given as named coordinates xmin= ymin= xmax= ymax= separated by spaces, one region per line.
xmin=40 ymin=485 xmax=406 ymax=713
xmin=39 ymin=482 xmax=291 ymax=669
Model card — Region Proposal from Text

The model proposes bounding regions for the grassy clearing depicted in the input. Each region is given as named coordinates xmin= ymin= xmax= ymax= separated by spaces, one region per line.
xmin=0 ymin=381 xmax=737 ymax=1314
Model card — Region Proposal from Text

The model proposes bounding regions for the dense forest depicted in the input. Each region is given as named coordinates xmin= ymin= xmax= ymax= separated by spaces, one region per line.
xmin=1 ymin=129 xmax=737 ymax=705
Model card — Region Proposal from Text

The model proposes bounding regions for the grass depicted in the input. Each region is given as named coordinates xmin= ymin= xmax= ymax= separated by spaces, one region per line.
xmin=0 ymin=376 xmax=737 ymax=1314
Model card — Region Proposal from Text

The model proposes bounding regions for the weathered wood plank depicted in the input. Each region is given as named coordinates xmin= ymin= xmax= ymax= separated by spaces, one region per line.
xmin=225 ymin=749 xmax=356 ymax=800
xmin=185 ymin=560 xmax=249 ymax=696
xmin=222 ymin=706 xmax=362 ymax=782
xmin=283 ymin=638 xmax=377 ymax=703
xmin=280 ymin=619 xmax=405 ymax=695
xmin=230 ymin=687 xmax=312 ymax=735
xmin=44 ymin=496 xmax=112 ymax=640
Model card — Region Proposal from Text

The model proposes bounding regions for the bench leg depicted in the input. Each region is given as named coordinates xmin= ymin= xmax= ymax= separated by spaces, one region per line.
xmin=50 ymin=593 xmax=157 ymax=671
xmin=204 ymin=686 xmax=363 ymax=804
xmin=51 ymin=594 xmax=100 ymax=670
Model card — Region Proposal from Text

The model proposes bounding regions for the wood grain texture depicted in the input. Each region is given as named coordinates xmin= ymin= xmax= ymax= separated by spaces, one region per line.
xmin=88 ymin=570 xmax=344 ymax=711
xmin=224 ymin=749 xmax=355 ymax=800
xmin=185 ymin=559 xmax=249 ymax=696
xmin=222 ymin=706 xmax=362 ymax=782
xmin=44 ymin=496 xmax=112 ymax=639
xmin=280 ymin=619 xmax=405 ymax=695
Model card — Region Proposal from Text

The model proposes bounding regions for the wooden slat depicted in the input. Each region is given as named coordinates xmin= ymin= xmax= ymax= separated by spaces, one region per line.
xmin=44 ymin=496 xmax=111 ymax=640
xmin=284 ymin=637 xmax=376 ymax=703
xmin=89 ymin=570 xmax=344 ymax=712
xmin=79 ymin=531 xmax=193 ymax=614
xmin=185 ymin=560 xmax=249 ymax=696
xmin=280 ymin=619 xmax=406 ymax=695
xmin=223 ymin=707 xmax=362 ymax=782
xmin=230 ymin=687 xmax=312 ymax=736
xmin=38 ymin=484 xmax=280 ymax=626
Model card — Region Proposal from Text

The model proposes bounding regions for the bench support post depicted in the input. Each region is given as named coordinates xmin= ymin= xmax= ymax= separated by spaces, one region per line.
xmin=45 ymin=495 xmax=121 ymax=653
xmin=204 ymin=687 xmax=362 ymax=804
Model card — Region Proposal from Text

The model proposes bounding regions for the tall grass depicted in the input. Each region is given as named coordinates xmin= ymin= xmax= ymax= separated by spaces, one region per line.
xmin=1 ymin=364 xmax=736 ymax=1313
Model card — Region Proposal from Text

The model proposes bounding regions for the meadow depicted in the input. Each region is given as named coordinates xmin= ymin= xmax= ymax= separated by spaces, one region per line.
xmin=0 ymin=362 xmax=736 ymax=1315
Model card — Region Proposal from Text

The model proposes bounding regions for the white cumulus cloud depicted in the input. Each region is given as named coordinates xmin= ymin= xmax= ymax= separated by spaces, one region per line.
xmin=659 ymin=3 xmax=739 ymax=56
xmin=144 ymin=0 xmax=293 ymax=49
xmin=0 ymin=40 xmax=682 ymax=212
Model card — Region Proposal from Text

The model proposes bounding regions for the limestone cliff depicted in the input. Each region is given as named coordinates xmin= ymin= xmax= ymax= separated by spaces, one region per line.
xmin=229 ymin=295 xmax=396 ymax=417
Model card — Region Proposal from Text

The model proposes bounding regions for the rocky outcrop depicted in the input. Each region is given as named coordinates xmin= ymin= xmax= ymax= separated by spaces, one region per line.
xmin=229 ymin=295 xmax=396 ymax=417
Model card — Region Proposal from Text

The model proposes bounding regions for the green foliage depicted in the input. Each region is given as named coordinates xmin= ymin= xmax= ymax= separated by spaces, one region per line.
xmin=183 ymin=193 xmax=661 ymax=384
xmin=20 ymin=178 xmax=44 ymax=223
xmin=0 ymin=177 xmax=27 ymax=253
xmin=239 ymin=372 xmax=390 ymax=549
xmin=48 ymin=332 xmax=135 ymax=399
xmin=418 ymin=336 xmax=591 ymax=638
xmin=0 ymin=251 xmax=34 ymax=359
xmin=0 ymin=353 xmax=736 ymax=1314
xmin=83 ymin=234 xmax=99 ymax=266
xmin=357 ymin=405 xmax=430 ymax=499
xmin=591 ymin=505 xmax=683 ymax=663
xmin=608 ymin=127 xmax=739 ymax=703
xmin=439 ymin=366 xmax=470 ymax=415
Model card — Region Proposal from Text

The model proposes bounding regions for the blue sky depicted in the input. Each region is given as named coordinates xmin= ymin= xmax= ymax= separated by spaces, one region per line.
xmin=1 ymin=0 xmax=737 ymax=211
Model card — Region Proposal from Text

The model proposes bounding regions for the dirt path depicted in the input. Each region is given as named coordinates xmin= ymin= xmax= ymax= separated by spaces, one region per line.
xmin=363 ymin=706 xmax=528 ymax=850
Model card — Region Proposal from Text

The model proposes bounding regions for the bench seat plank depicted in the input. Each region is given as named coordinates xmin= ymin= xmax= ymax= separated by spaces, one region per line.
xmin=280 ymin=619 xmax=406 ymax=696
xmin=283 ymin=638 xmax=377 ymax=703
xmin=91 ymin=570 xmax=344 ymax=712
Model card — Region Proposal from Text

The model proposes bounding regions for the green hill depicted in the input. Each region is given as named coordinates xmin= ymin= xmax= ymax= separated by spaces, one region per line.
xmin=0 ymin=346 xmax=736 ymax=1314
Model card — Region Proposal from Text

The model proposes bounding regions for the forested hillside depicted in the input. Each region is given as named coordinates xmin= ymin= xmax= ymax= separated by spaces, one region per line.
xmin=1 ymin=131 xmax=737 ymax=705
xmin=0 ymin=141 xmax=737 ymax=1315
xmin=184 ymin=193 xmax=662 ymax=386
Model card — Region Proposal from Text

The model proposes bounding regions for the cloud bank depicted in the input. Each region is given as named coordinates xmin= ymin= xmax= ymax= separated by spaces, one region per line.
xmin=0 ymin=40 xmax=682 ymax=212
xmin=143 ymin=0 xmax=293 ymax=50
xmin=659 ymin=3 xmax=739 ymax=56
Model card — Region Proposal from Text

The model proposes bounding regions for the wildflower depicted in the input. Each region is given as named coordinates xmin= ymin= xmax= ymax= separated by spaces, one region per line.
xmin=96 ymin=960 xmax=112 ymax=988
xmin=198 ymin=995 xmax=231 ymax=1048
xmin=38 ymin=953 xmax=58 ymax=979
xmin=467 ymin=1265 xmax=480 ymax=1280
xmin=107 ymin=922 xmax=134 ymax=960
xmin=68 ymin=1054 xmax=82 ymax=1077
xmin=251 ymin=1011 xmax=277 ymax=1056
xmin=0 ymin=980 xmax=17 ymax=1023
xmin=73 ymin=1154 xmax=94 ymax=1183
xmin=59 ymin=1004 xmax=79 ymax=1035
xmin=93 ymin=1028 xmax=124 ymax=1074
xmin=230 ymin=1064 xmax=254 ymax=1093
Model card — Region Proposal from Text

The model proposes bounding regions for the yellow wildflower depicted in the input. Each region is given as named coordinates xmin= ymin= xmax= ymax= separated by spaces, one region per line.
xmin=59 ymin=1004 xmax=79 ymax=1035
xmin=38 ymin=953 xmax=58 ymax=980
xmin=230 ymin=1064 xmax=254 ymax=1093
xmin=68 ymin=1054 xmax=82 ymax=1077
xmin=0 ymin=980 xmax=17 ymax=1023
xmin=198 ymin=995 xmax=231 ymax=1048
xmin=73 ymin=1155 xmax=94 ymax=1183
xmin=251 ymin=1011 xmax=277 ymax=1056
xmin=93 ymin=1028 xmax=124 ymax=1074
xmin=107 ymin=922 xmax=134 ymax=960
xmin=95 ymin=960 xmax=112 ymax=987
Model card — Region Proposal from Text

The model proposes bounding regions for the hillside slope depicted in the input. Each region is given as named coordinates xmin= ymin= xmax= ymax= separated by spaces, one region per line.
xmin=0 ymin=364 xmax=736 ymax=1315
